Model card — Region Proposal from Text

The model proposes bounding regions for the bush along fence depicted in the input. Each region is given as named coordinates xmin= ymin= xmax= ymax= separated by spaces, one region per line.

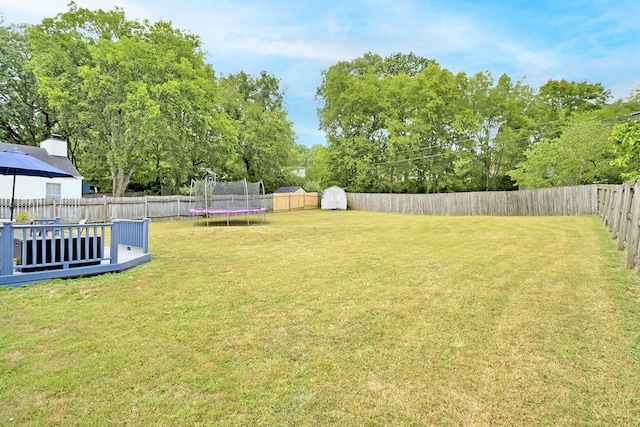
xmin=598 ymin=181 xmax=640 ymax=269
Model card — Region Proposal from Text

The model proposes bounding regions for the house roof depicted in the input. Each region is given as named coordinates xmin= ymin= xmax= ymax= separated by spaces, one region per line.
xmin=0 ymin=142 xmax=81 ymax=178
xmin=274 ymin=186 xmax=306 ymax=193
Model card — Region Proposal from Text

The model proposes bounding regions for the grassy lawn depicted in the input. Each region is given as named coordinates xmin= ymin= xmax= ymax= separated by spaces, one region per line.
xmin=2 ymin=210 xmax=640 ymax=425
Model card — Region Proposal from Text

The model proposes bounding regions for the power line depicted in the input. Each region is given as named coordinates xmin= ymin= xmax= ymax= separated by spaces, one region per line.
xmin=371 ymin=152 xmax=450 ymax=166
xmin=354 ymin=112 xmax=636 ymax=167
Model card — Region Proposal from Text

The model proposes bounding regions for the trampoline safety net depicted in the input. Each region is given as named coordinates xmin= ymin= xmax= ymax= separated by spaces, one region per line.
xmin=188 ymin=178 xmax=266 ymax=224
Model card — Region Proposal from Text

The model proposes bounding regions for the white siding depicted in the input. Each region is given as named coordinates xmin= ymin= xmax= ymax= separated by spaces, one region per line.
xmin=0 ymin=176 xmax=82 ymax=200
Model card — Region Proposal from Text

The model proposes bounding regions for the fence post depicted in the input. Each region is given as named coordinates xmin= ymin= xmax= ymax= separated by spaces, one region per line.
xmin=617 ymin=182 xmax=633 ymax=250
xmin=612 ymin=183 xmax=626 ymax=240
xmin=1 ymin=221 xmax=14 ymax=276
xmin=625 ymin=182 xmax=640 ymax=268
xmin=607 ymin=186 xmax=615 ymax=225
xmin=597 ymin=186 xmax=605 ymax=221
xmin=102 ymin=195 xmax=108 ymax=223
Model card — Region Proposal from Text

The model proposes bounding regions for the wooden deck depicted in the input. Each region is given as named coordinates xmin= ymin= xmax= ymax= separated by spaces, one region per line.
xmin=1 ymin=219 xmax=151 ymax=287
xmin=1 ymin=246 xmax=151 ymax=287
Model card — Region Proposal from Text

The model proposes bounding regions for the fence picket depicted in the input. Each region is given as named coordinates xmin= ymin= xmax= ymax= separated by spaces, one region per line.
xmin=616 ymin=182 xmax=633 ymax=250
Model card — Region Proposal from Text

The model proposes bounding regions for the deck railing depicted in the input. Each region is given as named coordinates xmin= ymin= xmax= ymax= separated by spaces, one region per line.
xmin=0 ymin=218 xmax=149 ymax=278
xmin=110 ymin=218 xmax=149 ymax=264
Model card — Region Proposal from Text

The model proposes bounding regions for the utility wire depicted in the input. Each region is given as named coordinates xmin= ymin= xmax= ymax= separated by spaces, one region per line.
xmin=360 ymin=112 xmax=636 ymax=167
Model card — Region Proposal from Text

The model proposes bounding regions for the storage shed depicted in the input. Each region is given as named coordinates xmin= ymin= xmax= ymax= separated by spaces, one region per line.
xmin=321 ymin=185 xmax=347 ymax=210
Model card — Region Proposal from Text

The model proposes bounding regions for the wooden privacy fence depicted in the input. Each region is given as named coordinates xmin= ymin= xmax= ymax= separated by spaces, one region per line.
xmin=0 ymin=193 xmax=285 ymax=223
xmin=0 ymin=196 xmax=195 ymax=223
xmin=598 ymin=181 xmax=640 ymax=269
xmin=2 ymin=187 xmax=598 ymax=221
xmin=272 ymin=193 xmax=320 ymax=213
xmin=347 ymin=185 xmax=598 ymax=216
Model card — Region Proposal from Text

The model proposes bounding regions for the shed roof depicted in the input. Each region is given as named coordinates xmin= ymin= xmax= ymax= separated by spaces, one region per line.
xmin=274 ymin=186 xmax=306 ymax=194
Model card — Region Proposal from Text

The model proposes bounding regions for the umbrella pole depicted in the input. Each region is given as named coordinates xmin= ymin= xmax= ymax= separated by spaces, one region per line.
xmin=10 ymin=170 xmax=16 ymax=221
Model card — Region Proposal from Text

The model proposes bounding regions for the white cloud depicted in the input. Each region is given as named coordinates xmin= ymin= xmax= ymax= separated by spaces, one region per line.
xmin=214 ymin=35 xmax=361 ymax=62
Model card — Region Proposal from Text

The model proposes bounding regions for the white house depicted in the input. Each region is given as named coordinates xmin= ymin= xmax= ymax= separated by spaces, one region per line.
xmin=0 ymin=136 xmax=83 ymax=201
xmin=321 ymin=185 xmax=347 ymax=210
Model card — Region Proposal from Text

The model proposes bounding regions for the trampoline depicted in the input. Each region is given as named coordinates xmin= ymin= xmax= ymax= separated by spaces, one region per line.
xmin=188 ymin=206 xmax=266 ymax=225
xmin=188 ymin=177 xmax=266 ymax=225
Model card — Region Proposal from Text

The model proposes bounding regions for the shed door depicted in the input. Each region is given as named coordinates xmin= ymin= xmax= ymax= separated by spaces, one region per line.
xmin=326 ymin=190 xmax=339 ymax=209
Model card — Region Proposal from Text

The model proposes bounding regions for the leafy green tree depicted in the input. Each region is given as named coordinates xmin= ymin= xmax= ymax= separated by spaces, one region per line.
xmin=122 ymin=20 xmax=237 ymax=194
xmin=317 ymin=52 xmax=465 ymax=193
xmin=29 ymin=4 xmax=234 ymax=195
xmin=539 ymin=79 xmax=611 ymax=116
xmin=397 ymin=66 xmax=468 ymax=193
xmin=463 ymin=72 xmax=536 ymax=191
xmin=0 ymin=21 xmax=55 ymax=144
xmin=317 ymin=53 xmax=389 ymax=191
xmin=587 ymin=85 xmax=640 ymax=182
xmin=510 ymin=111 xmax=621 ymax=188
xmin=533 ymin=79 xmax=612 ymax=142
xmin=219 ymin=71 xmax=296 ymax=192
xmin=611 ymin=118 xmax=640 ymax=181
xmin=304 ymin=144 xmax=332 ymax=191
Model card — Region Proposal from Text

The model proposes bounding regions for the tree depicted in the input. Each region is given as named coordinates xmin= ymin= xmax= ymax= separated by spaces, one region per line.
xmin=539 ymin=79 xmax=611 ymax=116
xmin=0 ymin=21 xmax=55 ymax=144
xmin=464 ymin=72 xmax=536 ymax=191
xmin=219 ymin=71 xmax=296 ymax=192
xmin=28 ymin=4 xmax=234 ymax=195
xmin=303 ymin=144 xmax=332 ymax=191
xmin=317 ymin=62 xmax=387 ymax=192
xmin=397 ymin=66 xmax=468 ymax=193
xmin=610 ymin=118 xmax=640 ymax=181
xmin=598 ymin=92 xmax=640 ymax=176
xmin=534 ymin=79 xmax=612 ymax=142
xmin=317 ymin=52 xmax=465 ymax=193
xmin=509 ymin=111 xmax=621 ymax=188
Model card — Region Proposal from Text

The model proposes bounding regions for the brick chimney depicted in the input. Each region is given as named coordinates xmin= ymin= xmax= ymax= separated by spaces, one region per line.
xmin=40 ymin=134 xmax=68 ymax=157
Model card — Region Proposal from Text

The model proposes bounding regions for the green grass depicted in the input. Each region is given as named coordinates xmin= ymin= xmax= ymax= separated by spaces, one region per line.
xmin=2 ymin=210 xmax=640 ymax=426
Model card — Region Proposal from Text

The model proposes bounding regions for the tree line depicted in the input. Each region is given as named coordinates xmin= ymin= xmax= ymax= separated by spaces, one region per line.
xmin=312 ymin=52 xmax=640 ymax=193
xmin=0 ymin=4 xmax=296 ymax=195
xmin=2 ymin=6 xmax=639 ymax=196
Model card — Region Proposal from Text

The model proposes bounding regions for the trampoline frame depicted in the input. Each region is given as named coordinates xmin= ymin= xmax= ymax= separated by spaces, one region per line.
xmin=188 ymin=206 xmax=266 ymax=225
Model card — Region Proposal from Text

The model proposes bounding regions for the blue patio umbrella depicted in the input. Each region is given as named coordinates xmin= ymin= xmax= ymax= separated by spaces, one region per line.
xmin=0 ymin=148 xmax=75 ymax=220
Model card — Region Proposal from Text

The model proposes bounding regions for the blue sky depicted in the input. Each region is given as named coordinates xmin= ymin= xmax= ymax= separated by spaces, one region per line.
xmin=1 ymin=0 xmax=639 ymax=146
